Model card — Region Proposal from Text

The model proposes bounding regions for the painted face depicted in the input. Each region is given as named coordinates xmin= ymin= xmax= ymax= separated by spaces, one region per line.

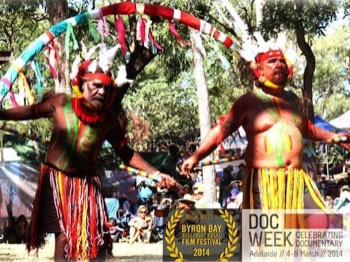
xmin=258 ymin=56 xmax=289 ymax=88
xmin=81 ymin=77 xmax=113 ymax=111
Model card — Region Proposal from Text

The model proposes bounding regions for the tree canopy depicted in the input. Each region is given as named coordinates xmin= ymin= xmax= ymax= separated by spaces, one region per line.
xmin=0 ymin=0 xmax=349 ymax=166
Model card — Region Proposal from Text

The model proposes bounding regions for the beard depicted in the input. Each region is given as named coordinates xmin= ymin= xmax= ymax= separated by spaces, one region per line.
xmin=272 ymin=71 xmax=288 ymax=85
xmin=87 ymin=97 xmax=107 ymax=111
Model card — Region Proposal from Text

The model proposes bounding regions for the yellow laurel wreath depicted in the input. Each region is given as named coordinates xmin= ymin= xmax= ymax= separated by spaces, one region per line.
xmin=165 ymin=209 xmax=185 ymax=262
xmin=218 ymin=209 xmax=239 ymax=262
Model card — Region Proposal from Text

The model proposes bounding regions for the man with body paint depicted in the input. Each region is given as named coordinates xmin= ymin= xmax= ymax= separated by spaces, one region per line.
xmin=181 ymin=47 xmax=350 ymax=226
xmin=0 ymin=44 xmax=183 ymax=261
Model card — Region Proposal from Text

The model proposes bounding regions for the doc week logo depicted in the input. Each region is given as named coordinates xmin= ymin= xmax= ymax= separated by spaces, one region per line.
xmin=249 ymin=213 xmax=293 ymax=247
xmin=241 ymin=209 xmax=348 ymax=262
xmin=163 ymin=209 xmax=241 ymax=261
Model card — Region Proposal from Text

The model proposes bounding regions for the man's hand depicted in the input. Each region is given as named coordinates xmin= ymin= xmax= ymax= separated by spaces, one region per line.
xmin=156 ymin=173 xmax=186 ymax=195
xmin=180 ymin=156 xmax=199 ymax=179
xmin=339 ymin=133 xmax=350 ymax=150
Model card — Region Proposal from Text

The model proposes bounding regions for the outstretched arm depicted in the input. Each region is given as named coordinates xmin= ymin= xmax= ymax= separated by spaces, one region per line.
xmin=112 ymin=142 xmax=185 ymax=194
xmin=0 ymin=93 xmax=62 ymax=121
xmin=302 ymin=119 xmax=350 ymax=150
xmin=114 ymin=144 xmax=159 ymax=174
xmin=181 ymin=94 xmax=247 ymax=176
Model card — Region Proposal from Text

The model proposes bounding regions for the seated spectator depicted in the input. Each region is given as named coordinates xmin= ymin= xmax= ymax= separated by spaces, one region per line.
xmin=108 ymin=218 xmax=119 ymax=242
xmin=150 ymin=193 xmax=159 ymax=207
xmin=325 ymin=195 xmax=334 ymax=209
xmin=128 ymin=205 xmax=152 ymax=244
xmin=232 ymin=163 xmax=245 ymax=181
xmin=226 ymin=188 xmax=243 ymax=209
xmin=136 ymin=177 xmax=156 ymax=208
xmin=15 ymin=214 xmax=28 ymax=244
xmin=193 ymin=183 xmax=206 ymax=208
xmin=116 ymin=195 xmax=132 ymax=227
xmin=152 ymin=197 xmax=173 ymax=240
xmin=219 ymin=168 xmax=234 ymax=207
xmin=176 ymin=194 xmax=196 ymax=210
xmin=334 ymin=185 xmax=350 ymax=213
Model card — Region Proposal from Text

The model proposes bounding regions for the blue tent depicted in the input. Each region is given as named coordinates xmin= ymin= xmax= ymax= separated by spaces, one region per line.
xmin=314 ymin=115 xmax=340 ymax=132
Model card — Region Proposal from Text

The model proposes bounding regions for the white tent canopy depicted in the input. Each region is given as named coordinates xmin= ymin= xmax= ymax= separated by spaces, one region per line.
xmin=222 ymin=126 xmax=247 ymax=151
xmin=329 ymin=110 xmax=350 ymax=130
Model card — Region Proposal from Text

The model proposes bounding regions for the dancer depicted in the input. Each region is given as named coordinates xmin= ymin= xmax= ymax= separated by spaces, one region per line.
xmin=181 ymin=47 xmax=350 ymax=225
xmin=0 ymin=44 xmax=182 ymax=261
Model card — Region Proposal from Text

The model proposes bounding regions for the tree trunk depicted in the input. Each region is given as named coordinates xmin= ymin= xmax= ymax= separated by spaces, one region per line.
xmin=28 ymin=0 xmax=69 ymax=163
xmin=190 ymin=29 xmax=218 ymax=207
xmin=46 ymin=0 xmax=69 ymax=93
xmin=294 ymin=0 xmax=317 ymax=181
xmin=295 ymin=0 xmax=315 ymax=122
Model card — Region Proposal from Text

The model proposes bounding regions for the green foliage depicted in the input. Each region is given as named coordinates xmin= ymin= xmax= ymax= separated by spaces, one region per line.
xmin=1 ymin=0 xmax=349 ymax=168
xmin=261 ymin=0 xmax=339 ymax=39
xmin=312 ymin=25 xmax=350 ymax=119
xmin=124 ymin=61 xmax=200 ymax=149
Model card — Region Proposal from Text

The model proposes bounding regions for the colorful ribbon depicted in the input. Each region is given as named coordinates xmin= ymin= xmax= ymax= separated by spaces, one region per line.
xmin=197 ymin=156 xmax=242 ymax=167
xmin=313 ymin=136 xmax=347 ymax=146
xmin=0 ymin=2 xmax=241 ymax=97
xmin=118 ymin=164 xmax=160 ymax=181
xmin=0 ymin=123 xmax=49 ymax=145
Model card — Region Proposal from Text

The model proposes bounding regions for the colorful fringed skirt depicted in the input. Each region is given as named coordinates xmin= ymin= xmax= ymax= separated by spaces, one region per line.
xmin=241 ymin=167 xmax=327 ymax=211
xmin=27 ymin=164 xmax=112 ymax=260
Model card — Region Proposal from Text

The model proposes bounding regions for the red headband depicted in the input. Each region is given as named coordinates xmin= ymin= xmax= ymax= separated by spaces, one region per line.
xmin=251 ymin=48 xmax=293 ymax=89
xmin=255 ymin=49 xmax=285 ymax=63
xmin=72 ymin=60 xmax=114 ymax=87
xmin=82 ymin=73 xmax=113 ymax=86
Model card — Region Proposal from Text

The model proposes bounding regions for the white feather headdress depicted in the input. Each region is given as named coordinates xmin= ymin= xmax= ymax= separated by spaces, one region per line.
xmin=70 ymin=43 xmax=133 ymax=89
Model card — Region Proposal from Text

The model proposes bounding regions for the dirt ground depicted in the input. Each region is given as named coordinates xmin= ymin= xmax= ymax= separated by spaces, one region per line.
xmin=0 ymin=240 xmax=164 ymax=262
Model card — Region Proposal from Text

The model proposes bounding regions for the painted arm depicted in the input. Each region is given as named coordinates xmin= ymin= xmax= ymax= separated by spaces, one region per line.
xmin=181 ymin=94 xmax=247 ymax=175
xmin=113 ymin=143 xmax=185 ymax=194
xmin=302 ymin=117 xmax=350 ymax=150
xmin=115 ymin=144 xmax=158 ymax=174
xmin=0 ymin=93 xmax=62 ymax=121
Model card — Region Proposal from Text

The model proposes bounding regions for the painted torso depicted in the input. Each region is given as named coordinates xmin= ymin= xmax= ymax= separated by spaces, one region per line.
xmin=242 ymin=89 xmax=304 ymax=168
xmin=44 ymin=96 xmax=119 ymax=175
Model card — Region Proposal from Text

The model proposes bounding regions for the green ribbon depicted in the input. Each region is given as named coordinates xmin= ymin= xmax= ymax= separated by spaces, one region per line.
xmin=85 ymin=13 xmax=100 ymax=43
xmin=65 ymin=23 xmax=79 ymax=59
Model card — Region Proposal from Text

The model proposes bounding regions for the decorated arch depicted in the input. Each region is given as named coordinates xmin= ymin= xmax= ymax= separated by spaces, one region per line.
xmin=0 ymin=2 xmax=242 ymax=106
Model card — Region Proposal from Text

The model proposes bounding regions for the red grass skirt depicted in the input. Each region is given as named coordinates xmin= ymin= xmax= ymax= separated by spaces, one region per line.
xmin=27 ymin=164 xmax=112 ymax=260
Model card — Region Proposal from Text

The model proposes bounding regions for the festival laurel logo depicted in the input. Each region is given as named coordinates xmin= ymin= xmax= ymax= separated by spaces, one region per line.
xmin=163 ymin=208 xmax=241 ymax=261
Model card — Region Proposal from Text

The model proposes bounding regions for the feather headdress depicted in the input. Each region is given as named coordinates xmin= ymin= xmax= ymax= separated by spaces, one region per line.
xmin=70 ymin=43 xmax=133 ymax=98
xmin=237 ymin=39 xmax=294 ymax=89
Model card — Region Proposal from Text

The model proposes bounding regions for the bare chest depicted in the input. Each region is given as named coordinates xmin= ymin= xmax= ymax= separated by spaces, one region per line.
xmin=247 ymin=90 xmax=303 ymax=133
xmin=52 ymin=108 xmax=110 ymax=153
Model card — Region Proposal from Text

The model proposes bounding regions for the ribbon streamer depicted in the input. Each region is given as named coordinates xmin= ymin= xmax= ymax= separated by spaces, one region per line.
xmin=198 ymin=156 xmax=241 ymax=167
xmin=313 ymin=136 xmax=347 ymax=146
xmin=18 ymin=72 xmax=35 ymax=105
xmin=0 ymin=123 xmax=49 ymax=145
xmin=118 ymin=164 xmax=161 ymax=182
xmin=115 ymin=15 xmax=127 ymax=55
xmin=0 ymin=2 xmax=242 ymax=97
